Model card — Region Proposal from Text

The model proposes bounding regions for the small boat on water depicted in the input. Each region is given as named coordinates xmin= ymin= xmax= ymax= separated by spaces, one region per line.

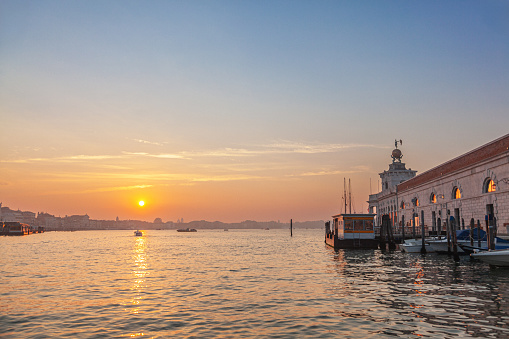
xmin=177 ymin=228 xmax=197 ymax=232
xmin=459 ymin=239 xmax=509 ymax=254
xmin=471 ymin=249 xmax=509 ymax=267
xmin=427 ymin=229 xmax=487 ymax=254
xmin=134 ymin=230 xmax=143 ymax=236
xmin=401 ymin=238 xmax=433 ymax=253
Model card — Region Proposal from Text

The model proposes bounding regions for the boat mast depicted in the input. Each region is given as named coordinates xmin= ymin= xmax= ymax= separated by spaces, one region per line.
xmin=344 ymin=178 xmax=347 ymax=214
xmin=349 ymin=178 xmax=352 ymax=214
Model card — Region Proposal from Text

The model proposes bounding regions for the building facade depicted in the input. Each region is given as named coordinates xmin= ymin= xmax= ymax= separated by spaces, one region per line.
xmin=369 ymin=134 xmax=509 ymax=237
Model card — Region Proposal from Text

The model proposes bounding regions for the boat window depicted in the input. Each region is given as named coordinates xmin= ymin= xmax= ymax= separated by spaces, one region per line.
xmin=344 ymin=219 xmax=354 ymax=230
xmin=354 ymin=220 xmax=363 ymax=230
xmin=365 ymin=220 xmax=373 ymax=231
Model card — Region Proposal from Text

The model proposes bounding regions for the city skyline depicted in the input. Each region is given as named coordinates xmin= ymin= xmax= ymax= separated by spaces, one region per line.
xmin=1 ymin=1 xmax=508 ymax=222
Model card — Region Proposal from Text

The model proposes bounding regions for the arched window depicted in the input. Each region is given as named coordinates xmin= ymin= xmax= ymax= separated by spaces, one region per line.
xmin=484 ymin=178 xmax=496 ymax=193
xmin=430 ymin=193 xmax=437 ymax=204
xmin=412 ymin=197 xmax=419 ymax=206
xmin=401 ymin=201 xmax=405 ymax=209
xmin=453 ymin=187 xmax=461 ymax=199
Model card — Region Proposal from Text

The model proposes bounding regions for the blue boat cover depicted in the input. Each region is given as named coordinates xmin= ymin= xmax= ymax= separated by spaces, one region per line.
xmin=456 ymin=228 xmax=487 ymax=241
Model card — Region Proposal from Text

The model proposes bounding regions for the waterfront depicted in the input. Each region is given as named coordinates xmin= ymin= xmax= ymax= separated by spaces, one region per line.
xmin=1 ymin=229 xmax=509 ymax=338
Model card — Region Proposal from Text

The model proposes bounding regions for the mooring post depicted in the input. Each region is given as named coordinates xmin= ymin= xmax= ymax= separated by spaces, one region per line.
xmin=451 ymin=217 xmax=460 ymax=262
xmin=388 ymin=216 xmax=396 ymax=251
xmin=290 ymin=219 xmax=293 ymax=237
xmin=470 ymin=218 xmax=474 ymax=247
xmin=477 ymin=220 xmax=481 ymax=247
xmin=420 ymin=218 xmax=426 ymax=254
xmin=379 ymin=216 xmax=387 ymax=251
xmin=485 ymin=215 xmax=491 ymax=250
xmin=446 ymin=217 xmax=451 ymax=254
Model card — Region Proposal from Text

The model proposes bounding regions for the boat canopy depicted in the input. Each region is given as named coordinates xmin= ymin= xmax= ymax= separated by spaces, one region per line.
xmin=456 ymin=229 xmax=486 ymax=241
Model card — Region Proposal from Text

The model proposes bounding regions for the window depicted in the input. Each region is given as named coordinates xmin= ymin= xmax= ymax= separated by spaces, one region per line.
xmin=430 ymin=193 xmax=437 ymax=204
xmin=453 ymin=187 xmax=461 ymax=199
xmin=344 ymin=219 xmax=353 ymax=230
xmin=365 ymin=220 xmax=374 ymax=231
xmin=484 ymin=178 xmax=496 ymax=193
xmin=401 ymin=201 xmax=405 ymax=209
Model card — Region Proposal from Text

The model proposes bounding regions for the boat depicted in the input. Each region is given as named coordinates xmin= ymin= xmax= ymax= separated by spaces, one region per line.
xmin=134 ymin=230 xmax=143 ymax=236
xmin=471 ymin=249 xmax=509 ymax=267
xmin=401 ymin=238 xmax=433 ymax=253
xmin=427 ymin=229 xmax=487 ymax=254
xmin=3 ymin=222 xmax=30 ymax=236
xmin=176 ymin=228 xmax=197 ymax=232
xmin=325 ymin=213 xmax=379 ymax=250
xmin=459 ymin=238 xmax=509 ymax=254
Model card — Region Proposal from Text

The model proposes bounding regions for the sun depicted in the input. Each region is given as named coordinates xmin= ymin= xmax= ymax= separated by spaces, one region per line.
xmin=138 ymin=200 xmax=145 ymax=207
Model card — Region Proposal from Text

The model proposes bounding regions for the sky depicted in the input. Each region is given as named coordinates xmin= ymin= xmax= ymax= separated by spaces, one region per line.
xmin=1 ymin=0 xmax=508 ymax=223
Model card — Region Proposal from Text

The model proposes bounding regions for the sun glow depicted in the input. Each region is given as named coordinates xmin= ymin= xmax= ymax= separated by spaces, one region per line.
xmin=138 ymin=200 xmax=145 ymax=207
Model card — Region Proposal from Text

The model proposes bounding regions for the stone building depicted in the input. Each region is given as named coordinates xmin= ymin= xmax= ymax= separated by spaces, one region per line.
xmin=368 ymin=134 xmax=509 ymax=237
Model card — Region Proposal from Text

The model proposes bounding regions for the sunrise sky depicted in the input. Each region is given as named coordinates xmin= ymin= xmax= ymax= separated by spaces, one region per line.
xmin=1 ymin=1 xmax=508 ymax=222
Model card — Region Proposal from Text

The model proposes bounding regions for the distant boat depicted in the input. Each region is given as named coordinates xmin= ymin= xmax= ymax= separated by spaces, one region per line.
xmin=177 ymin=228 xmax=197 ymax=232
xmin=134 ymin=230 xmax=143 ymax=236
xmin=224 ymin=229 xmax=229 ymax=231
xmin=471 ymin=249 xmax=509 ymax=267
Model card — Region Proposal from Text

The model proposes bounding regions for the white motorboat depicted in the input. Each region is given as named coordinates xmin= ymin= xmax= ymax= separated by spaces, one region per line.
xmin=427 ymin=229 xmax=488 ymax=254
xmin=401 ymin=239 xmax=432 ymax=253
xmin=471 ymin=249 xmax=509 ymax=267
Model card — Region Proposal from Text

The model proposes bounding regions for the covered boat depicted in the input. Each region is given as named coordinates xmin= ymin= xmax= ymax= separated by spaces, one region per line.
xmin=325 ymin=214 xmax=378 ymax=250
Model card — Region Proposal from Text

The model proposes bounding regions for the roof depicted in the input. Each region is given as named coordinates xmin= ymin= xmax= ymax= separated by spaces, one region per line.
xmin=332 ymin=213 xmax=376 ymax=219
xmin=397 ymin=134 xmax=509 ymax=192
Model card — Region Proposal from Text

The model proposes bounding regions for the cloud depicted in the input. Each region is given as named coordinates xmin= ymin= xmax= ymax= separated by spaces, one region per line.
xmin=190 ymin=175 xmax=263 ymax=182
xmin=132 ymin=139 xmax=164 ymax=146
xmin=81 ymin=184 xmax=153 ymax=193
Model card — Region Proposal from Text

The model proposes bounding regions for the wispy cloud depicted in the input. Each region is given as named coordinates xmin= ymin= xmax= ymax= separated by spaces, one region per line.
xmin=132 ymin=138 xmax=164 ymax=146
xmin=190 ymin=174 xmax=263 ymax=182
xmin=0 ymin=141 xmax=386 ymax=165
xmin=81 ymin=184 xmax=153 ymax=193
xmin=122 ymin=151 xmax=186 ymax=159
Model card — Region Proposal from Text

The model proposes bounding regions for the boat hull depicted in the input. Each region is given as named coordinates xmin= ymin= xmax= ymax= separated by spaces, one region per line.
xmin=401 ymin=239 xmax=432 ymax=253
xmin=471 ymin=249 xmax=509 ymax=267
xmin=325 ymin=236 xmax=378 ymax=250
xmin=428 ymin=240 xmax=488 ymax=254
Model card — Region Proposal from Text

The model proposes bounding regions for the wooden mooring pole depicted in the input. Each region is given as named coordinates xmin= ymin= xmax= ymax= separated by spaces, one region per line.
xmin=420 ymin=217 xmax=426 ymax=254
xmin=451 ymin=217 xmax=460 ymax=262
xmin=290 ymin=219 xmax=293 ymax=237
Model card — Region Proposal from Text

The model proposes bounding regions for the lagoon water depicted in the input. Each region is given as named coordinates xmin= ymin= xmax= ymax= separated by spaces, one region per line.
xmin=1 ymin=229 xmax=509 ymax=338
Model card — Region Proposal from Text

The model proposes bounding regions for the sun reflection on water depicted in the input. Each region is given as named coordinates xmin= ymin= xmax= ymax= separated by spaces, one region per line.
xmin=128 ymin=233 xmax=148 ymax=315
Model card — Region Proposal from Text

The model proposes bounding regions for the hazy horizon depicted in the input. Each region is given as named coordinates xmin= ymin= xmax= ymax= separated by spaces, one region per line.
xmin=1 ymin=1 xmax=508 ymax=223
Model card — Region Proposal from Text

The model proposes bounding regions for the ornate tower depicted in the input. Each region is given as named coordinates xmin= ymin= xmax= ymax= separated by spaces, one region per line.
xmin=379 ymin=140 xmax=416 ymax=194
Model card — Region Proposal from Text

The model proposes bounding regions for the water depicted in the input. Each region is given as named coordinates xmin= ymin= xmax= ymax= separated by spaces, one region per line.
xmin=1 ymin=229 xmax=509 ymax=338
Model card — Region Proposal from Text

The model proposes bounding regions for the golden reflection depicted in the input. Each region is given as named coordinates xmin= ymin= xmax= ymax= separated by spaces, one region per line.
xmin=127 ymin=233 xmax=148 ymax=315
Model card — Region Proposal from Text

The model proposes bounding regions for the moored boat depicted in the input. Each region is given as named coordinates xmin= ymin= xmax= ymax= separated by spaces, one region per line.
xmin=3 ymin=222 xmax=30 ymax=236
xmin=471 ymin=249 xmax=509 ymax=267
xmin=427 ymin=229 xmax=487 ymax=254
xmin=401 ymin=238 xmax=433 ymax=253
xmin=325 ymin=213 xmax=378 ymax=250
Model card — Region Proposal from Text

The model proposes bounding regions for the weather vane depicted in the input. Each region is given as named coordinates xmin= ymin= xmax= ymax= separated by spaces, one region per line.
xmin=395 ymin=139 xmax=403 ymax=149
